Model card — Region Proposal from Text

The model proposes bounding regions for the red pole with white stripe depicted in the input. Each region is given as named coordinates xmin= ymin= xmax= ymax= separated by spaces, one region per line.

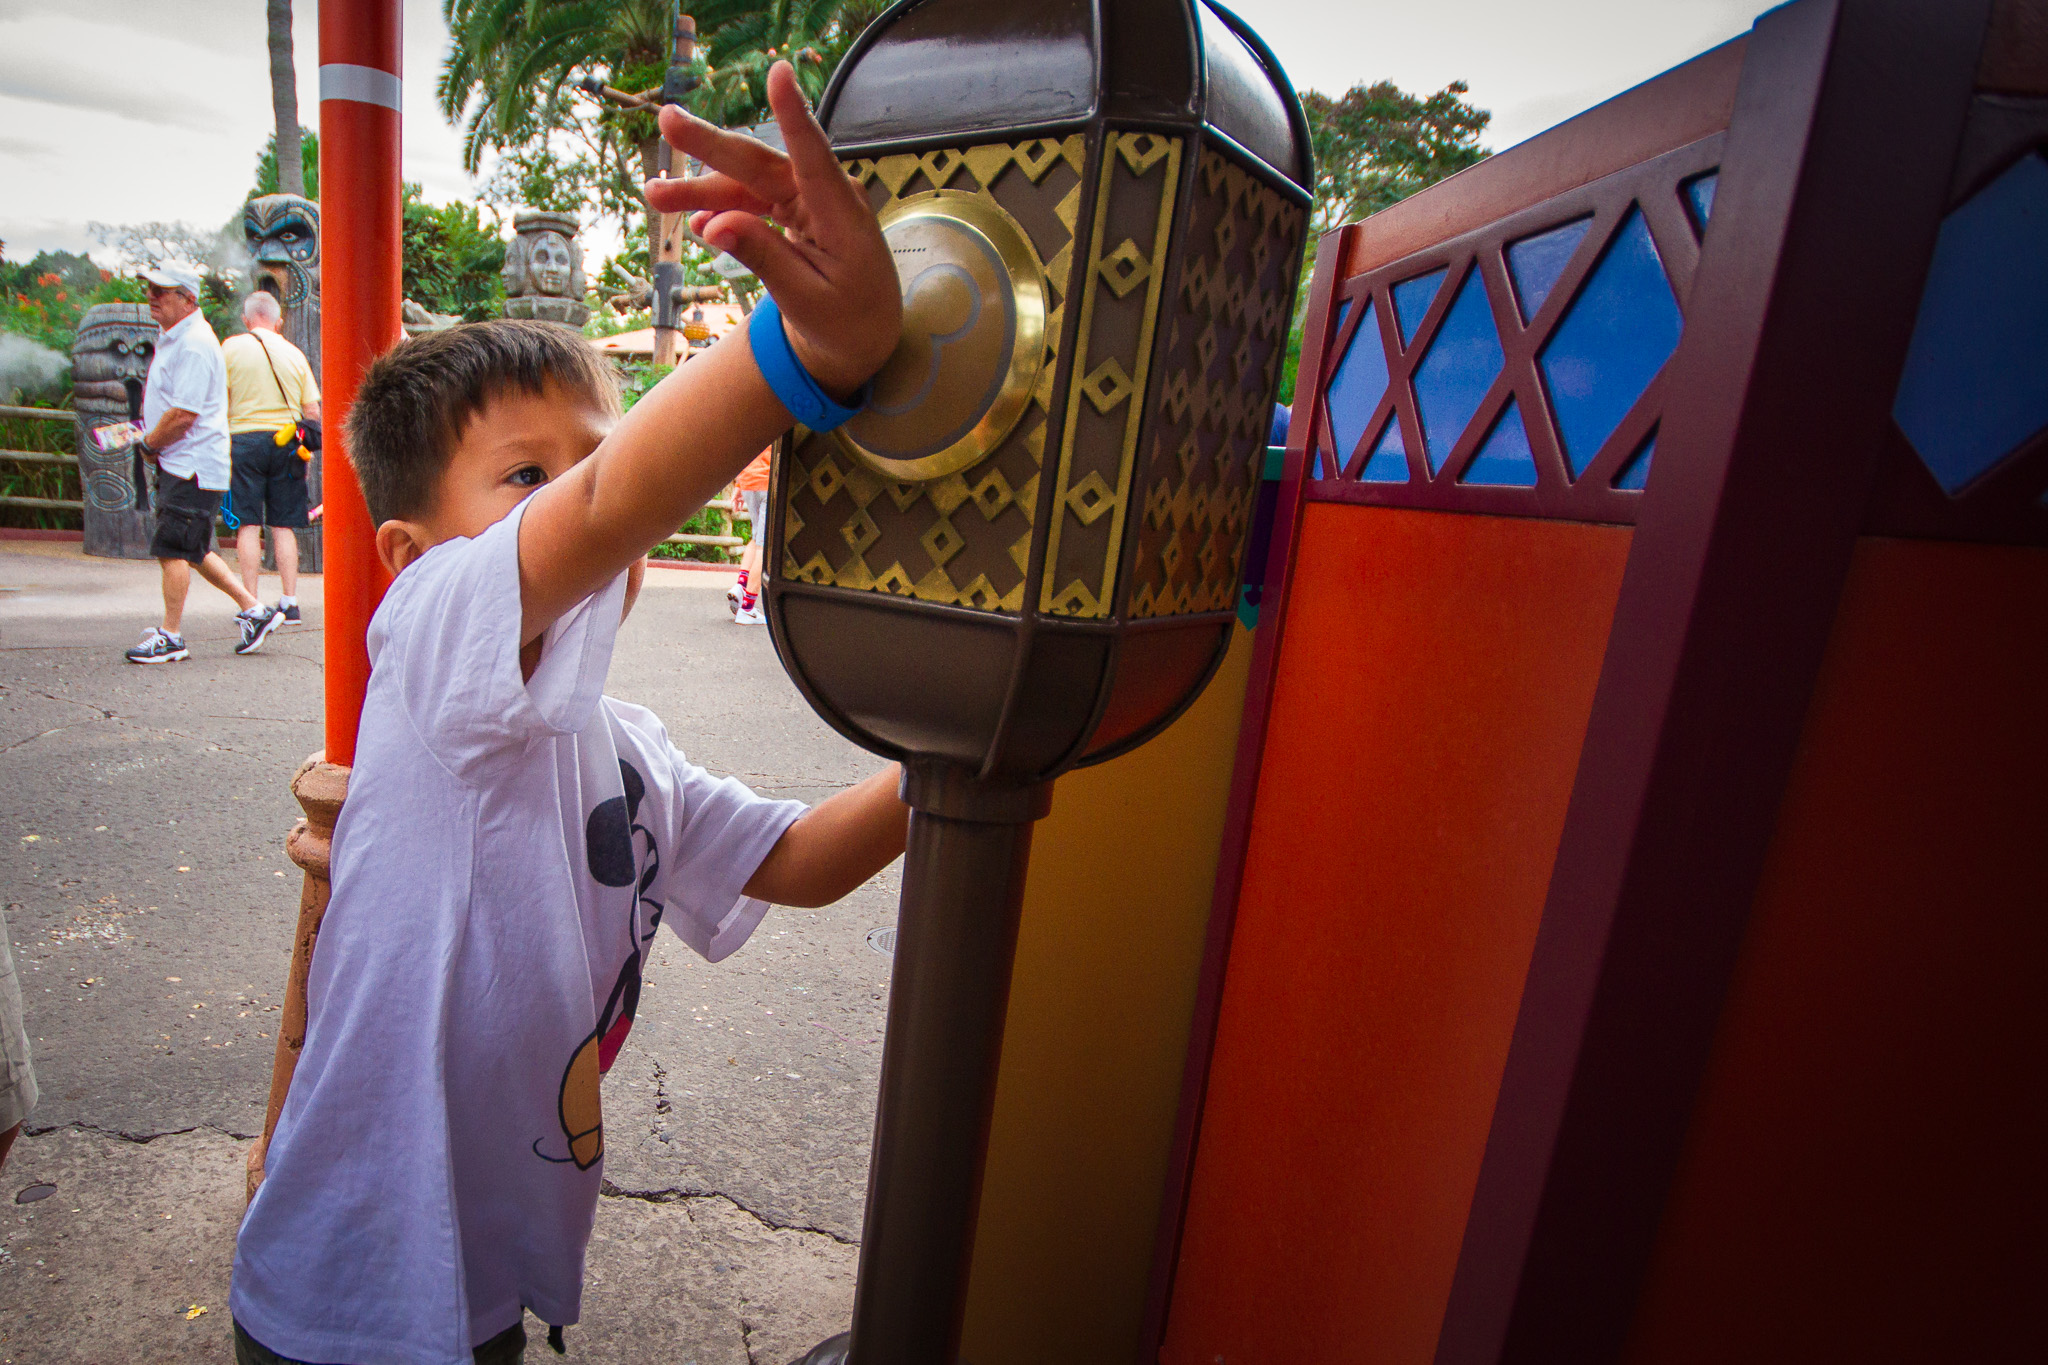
xmin=318 ymin=0 xmax=402 ymax=765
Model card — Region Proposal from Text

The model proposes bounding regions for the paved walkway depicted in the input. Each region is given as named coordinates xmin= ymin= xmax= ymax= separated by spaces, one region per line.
xmin=0 ymin=542 xmax=897 ymax=1364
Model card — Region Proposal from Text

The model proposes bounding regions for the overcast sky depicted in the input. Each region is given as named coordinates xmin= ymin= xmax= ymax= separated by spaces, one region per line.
xmin=0 ymin=0 xmax=1775 ymax=269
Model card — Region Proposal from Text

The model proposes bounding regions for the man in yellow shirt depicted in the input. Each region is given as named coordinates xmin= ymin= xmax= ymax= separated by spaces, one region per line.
xmin=223 ymin=291 xmax=321 ymax=624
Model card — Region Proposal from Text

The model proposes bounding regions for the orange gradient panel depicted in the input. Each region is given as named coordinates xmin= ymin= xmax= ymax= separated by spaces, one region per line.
xmin=1162 ymin=503 xmax=1631 ymax=1365
xmin=1624 ymin=538 xmax=2048 ymax=1364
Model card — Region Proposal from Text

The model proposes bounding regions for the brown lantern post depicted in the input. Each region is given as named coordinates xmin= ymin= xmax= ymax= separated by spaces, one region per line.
xmin=770 ymin=3 xmax=1311 ymax=1360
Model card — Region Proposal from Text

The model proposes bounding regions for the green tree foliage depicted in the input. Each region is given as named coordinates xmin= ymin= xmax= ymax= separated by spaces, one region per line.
xmin=441 ymin=1 xmax=886 ymax=244
xmin=253 ymin=127 xmax=321 ymax=201
xmin=688 ymin=0 xmax=887 ymax=128
xmin=0 ymin=250 xmax=112 ymax=353
xmin=441 ymin=0 xmax=677 ymax=237
xmin=85 ymin=221 xmax=245 ymax=339
xmin=402 ymin=184 xmax=508 ymax=321
xmin=1303 ymin=80 xmax=1491 ymax=237
xmin=1278 ymin=79 xmax=1491 ymax=403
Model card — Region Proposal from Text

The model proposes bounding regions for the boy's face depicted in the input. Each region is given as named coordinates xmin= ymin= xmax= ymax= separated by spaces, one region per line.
xmin=378 ymin=381 xmax=646 ymax=616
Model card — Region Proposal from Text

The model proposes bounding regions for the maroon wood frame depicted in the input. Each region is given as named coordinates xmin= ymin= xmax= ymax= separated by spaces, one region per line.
xmin=1140 ymin=2 xmax=2021 ymax=1362
xmin=1433 ymin=2 xmax=1997 ymax=1363
xmin=1138 ymin=38 xmax=1757 ymax=1365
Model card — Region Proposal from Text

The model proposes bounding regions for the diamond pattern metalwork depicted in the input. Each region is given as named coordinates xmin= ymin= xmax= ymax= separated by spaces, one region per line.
xmin=1099 ymin=239 xmax=1152 ymax=298
xmin=920 ymin=516 xmax=966 ymax=567
xmin=1128 ymin=149 xmax=1306 ymax=619
xmin=1065 ymin=472 xmax=1117 ymax=526
xmin=1040 ymin=132 xmax=1185 ymax=617
xmin=1080 ymin=358 xmax=1137 ymax=414
xmin=783 ymin=135 xmax=1087 ymax=614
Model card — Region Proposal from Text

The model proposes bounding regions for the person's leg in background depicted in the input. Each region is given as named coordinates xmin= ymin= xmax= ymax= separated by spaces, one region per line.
xmin=197 ymin=551 xmax=261 ymax=613
xmin=235 ymin=522 xmax=268 ymax=599
xmin=161 ymin=554 xmax=193 ymax=636
xmin=272 ymin=527 xmax=299 ymax=603
xmin=130 ymin=470 xmax=278 ymax=662
xmin=735 ymin=488 xmax=767 ymax=625
xmin=230 ymin=430 xmax=272 ymax=600
xmin=263 ymin=437 xmax=309 ymax=623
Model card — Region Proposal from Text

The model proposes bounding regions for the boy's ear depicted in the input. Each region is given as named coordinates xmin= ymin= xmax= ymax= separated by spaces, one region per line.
xmin=375 ymin=519 xmax=432 ymax=577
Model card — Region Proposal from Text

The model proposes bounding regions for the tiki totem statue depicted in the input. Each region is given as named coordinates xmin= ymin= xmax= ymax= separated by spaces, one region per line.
xmin=244 ymin=192 xmax=323 ymax=571
xmin=72 ymin=303 xmax=158 ymax=560
xmin=502 ymin=211 xmax=590 ymax=329
xmin=244 ymin=194 xmax=322 ymax=379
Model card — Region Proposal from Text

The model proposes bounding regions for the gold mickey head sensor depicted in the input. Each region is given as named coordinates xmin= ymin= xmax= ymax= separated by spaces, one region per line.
xmin=835 ymin=191 xmax=1047 ymax=483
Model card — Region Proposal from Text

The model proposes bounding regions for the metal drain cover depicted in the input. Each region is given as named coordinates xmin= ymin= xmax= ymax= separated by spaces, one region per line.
xmin=865 ymin=926 xmax=897 ymax=957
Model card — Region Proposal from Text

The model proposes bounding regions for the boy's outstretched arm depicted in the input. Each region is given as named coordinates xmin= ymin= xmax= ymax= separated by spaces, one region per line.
xmin=745 ymin=766 xmax=909 ymax=908
xmin=517 ymin=61 xmax=901 ymax=644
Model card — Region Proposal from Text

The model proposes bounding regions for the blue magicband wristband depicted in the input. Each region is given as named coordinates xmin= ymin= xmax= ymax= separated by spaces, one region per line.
xmin=748 ymin=296 xmax=869 ymax=433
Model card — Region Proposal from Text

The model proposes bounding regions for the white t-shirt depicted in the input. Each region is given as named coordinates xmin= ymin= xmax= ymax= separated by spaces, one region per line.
xmin=143 ymin=309 xmax=231 ymax=490
xmin=231 ymin=499 xmax=805 ymax=1364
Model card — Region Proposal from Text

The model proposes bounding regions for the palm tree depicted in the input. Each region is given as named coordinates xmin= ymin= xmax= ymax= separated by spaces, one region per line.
xmin=440 ymin=2 xmax=888 ymax=177
xmin=688 ymin=0 xmax=886 ymax=128
xmin=266 ymin=0 xmax=304 ymax=198
xmin=441 ymin=1 xmax=673 ymax=175
xmin=440 ymin=1 xmax=891 ymax=261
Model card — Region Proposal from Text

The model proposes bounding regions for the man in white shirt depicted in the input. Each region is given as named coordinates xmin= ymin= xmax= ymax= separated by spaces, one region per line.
xmin=124 ymin=265 xmax=285 ymax=663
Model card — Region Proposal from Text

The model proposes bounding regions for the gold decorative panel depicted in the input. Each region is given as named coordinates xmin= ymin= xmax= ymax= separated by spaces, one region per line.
xmin=1038 ymin=132 xmax=1184 ymax=619
xmin=779 ymin=136 xmax=1087 ymax=613
xmin=1128 ymin=149 xmax=1305 ymax=619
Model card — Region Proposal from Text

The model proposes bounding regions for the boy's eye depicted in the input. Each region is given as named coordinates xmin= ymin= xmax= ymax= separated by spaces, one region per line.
xmin=511 ymin=466 xmax=547 ymax=488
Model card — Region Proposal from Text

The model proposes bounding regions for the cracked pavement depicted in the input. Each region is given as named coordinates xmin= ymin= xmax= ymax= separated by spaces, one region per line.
xmin=0 ymin=542 xmax=892 ymax=1363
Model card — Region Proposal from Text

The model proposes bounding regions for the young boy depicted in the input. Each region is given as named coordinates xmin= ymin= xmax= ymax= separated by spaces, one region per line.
xmin=231 ymin=66 xmax=905 ymax=1365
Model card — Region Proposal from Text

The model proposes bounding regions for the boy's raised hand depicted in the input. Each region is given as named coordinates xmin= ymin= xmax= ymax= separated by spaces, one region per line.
xmin=647 ymin=62 xmax=901 ymax=399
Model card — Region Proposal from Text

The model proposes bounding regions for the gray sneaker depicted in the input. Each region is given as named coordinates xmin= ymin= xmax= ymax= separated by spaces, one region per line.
xmin=125 ymin=627 xmax=188 ymax=665
xmin=235 ymin=604 xmax=284 ymax=655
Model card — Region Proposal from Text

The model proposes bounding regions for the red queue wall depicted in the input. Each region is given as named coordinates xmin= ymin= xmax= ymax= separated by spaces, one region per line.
xmin=1162 ymin=507 xmax=1630 ymax=1362
xmin=1150 ymin=1 xmax=2046 ymax=1361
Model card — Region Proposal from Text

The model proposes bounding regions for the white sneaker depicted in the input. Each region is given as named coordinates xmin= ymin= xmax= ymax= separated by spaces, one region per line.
xmin=125 ymin=627 xmax=188 ymax=664
xmin=726 ymin=582 xmax=742 ymax=617
xmin=734 ymin=601 xmax=766 ymax=626
xmin=235 ymin=603 xmax=285 ymax=655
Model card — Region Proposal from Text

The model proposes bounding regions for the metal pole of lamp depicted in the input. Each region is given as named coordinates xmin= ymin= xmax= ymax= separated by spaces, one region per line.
xmin=841 ymin=765 xmax=1052 ymax=1359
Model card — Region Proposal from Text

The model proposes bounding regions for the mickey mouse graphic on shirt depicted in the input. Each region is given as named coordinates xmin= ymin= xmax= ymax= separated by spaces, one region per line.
xmin=534 ymin=758 xmax=663 ymax=1170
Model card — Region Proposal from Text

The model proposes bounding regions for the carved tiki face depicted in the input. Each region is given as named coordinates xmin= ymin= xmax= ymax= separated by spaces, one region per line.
xmin=71 ymin=303 xmax=157 ymax=418
xmin=529 ymin=233 xmax=574 ymax=297
xmin=244 ymin=194 xmax=320 ymax=306
xmin=504 ymin=210 xmax=587 ymax=300
xmin=73 ymin=302 xmax=159 ymax=515
xmin=244 ymin=194 xmax=322 ymax=371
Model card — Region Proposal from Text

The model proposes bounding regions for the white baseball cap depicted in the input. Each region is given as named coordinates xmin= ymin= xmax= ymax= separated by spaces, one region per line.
xmin=139 ymin=264 xmax=203 ymax=300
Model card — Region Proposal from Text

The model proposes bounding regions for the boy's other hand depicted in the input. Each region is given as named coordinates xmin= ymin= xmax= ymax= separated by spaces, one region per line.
xmin=647 ymin=62 xmax=901 ymax=399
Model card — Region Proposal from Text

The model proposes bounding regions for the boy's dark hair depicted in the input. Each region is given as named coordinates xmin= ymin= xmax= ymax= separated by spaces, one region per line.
xmin=346 ymin=319 xmax=622 ymax=524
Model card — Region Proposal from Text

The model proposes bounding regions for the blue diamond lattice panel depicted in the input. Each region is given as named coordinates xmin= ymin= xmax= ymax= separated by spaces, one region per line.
xmin=1309 ymin=133 xmax=1722 ymax=523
